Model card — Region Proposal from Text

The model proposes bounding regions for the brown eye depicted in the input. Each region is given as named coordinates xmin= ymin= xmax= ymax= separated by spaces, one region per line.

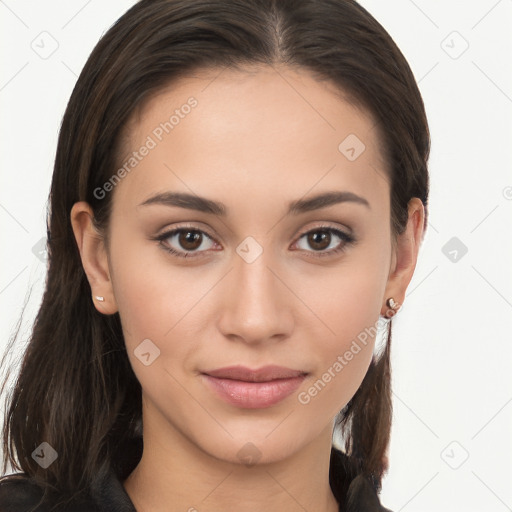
xmin=178 ymin=230 xmax=203 ymax=251
xmin=294 ymin=226 xmax=355 ymax=258
xmin=154 ymin=224 xmax=355 ymax=260
xmin=156 ymin=227 xmax=216 ymax=258
xmin=306 ymin=230 xmax=331 ymax=251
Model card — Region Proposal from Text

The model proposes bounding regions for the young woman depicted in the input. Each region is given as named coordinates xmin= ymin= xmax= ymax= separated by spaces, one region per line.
xmin=0 ymin=0 xmax=429 ymax=510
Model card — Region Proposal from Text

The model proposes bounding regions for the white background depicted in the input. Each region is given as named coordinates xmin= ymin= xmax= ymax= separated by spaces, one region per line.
xmin=1 ymin=1 xmax=511 ymax=511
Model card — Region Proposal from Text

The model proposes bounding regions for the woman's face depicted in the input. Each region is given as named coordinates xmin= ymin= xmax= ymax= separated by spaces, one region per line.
xmin=88 ymin=65 xmax=405 ymax=464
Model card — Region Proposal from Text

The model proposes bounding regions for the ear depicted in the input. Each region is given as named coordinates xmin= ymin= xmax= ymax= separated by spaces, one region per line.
xmin=70 ymin=201 xmax=119 ymax=315
xmin=381 ymin=197 xmax=425 ymax=318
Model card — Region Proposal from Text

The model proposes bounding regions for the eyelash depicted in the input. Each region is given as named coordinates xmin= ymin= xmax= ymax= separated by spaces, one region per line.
xmin=153 ymin=224 xmax=356 ymax=260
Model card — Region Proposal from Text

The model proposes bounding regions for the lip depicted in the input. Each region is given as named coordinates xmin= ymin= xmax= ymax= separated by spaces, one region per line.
xmin=201 ymin=365 xmax=308 ymax=409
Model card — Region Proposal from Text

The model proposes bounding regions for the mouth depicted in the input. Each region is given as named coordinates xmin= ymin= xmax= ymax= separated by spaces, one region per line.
xmin=200 ymin=365 xmax=309 ymax=409
xmin=202 ymin=364 xmax=309 ymax=382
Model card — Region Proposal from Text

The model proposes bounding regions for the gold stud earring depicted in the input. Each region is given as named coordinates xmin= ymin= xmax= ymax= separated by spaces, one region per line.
xmin=385 ymin=297 xmax=401 ymax=318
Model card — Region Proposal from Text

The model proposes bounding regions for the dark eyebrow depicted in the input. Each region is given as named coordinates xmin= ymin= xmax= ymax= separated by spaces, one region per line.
xmin=288 ymin=191 xmax=371 ymax=213
xmin=138 ymin=190 xmax=370 ymax=215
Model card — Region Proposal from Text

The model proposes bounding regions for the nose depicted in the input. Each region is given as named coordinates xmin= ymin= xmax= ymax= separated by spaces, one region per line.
xmin=216 ymin=248 xmax=294 ymax=346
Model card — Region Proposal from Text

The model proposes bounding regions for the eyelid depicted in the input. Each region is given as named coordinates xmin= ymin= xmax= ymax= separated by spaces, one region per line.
xmin=155 ymin=221 xmax=352 ymax=241
xmin=155 ymin=221 xmax=215 ymax=239
xmin=293 ymin=221 xmax=353 ymax=240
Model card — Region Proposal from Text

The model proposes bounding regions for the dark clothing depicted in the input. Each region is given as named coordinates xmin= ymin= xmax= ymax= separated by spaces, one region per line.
xmin=0 ymin=437 xmax=392 ymax=511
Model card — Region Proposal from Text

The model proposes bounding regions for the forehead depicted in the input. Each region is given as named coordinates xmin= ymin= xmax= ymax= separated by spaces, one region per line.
xmin=111 ymin=65 xmax=389 ymax=216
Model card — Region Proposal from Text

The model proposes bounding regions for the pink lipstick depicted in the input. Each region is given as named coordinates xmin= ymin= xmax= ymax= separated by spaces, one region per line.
xmin=201 ymin=365 xmax=308 ymax=409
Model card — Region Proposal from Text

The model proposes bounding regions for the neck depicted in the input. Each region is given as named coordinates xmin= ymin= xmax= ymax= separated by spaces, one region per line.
xmin=123 ymin=407 xmax=340 ymax=512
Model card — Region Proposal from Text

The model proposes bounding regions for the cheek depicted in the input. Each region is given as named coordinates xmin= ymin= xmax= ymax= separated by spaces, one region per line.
xmin=305 ymin=257 xmax=385 ymax=350
xmin=108 ymin=226 xmax=193 ymax=349
xmin=294 ymin=259 xmax=386 ymax=414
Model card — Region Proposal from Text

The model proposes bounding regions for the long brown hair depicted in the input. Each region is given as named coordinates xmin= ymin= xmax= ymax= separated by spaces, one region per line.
xmin=1 ymin=0 xmax=429 ymax=507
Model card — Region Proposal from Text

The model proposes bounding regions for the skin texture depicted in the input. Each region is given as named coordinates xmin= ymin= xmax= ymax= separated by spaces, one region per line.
xmin=71 ymin=64 xmax=424 ymax=512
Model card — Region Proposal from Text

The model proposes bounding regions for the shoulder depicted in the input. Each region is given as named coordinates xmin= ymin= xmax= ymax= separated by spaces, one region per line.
xmin=0 ymin=473 xmax=47 ymax=512
xmin=0 ymin=473 xmax=98 ymax=512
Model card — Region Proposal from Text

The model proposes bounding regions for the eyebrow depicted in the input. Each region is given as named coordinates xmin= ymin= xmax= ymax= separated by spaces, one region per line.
xmin=138 ymin=190 xmax=371 ymax=215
